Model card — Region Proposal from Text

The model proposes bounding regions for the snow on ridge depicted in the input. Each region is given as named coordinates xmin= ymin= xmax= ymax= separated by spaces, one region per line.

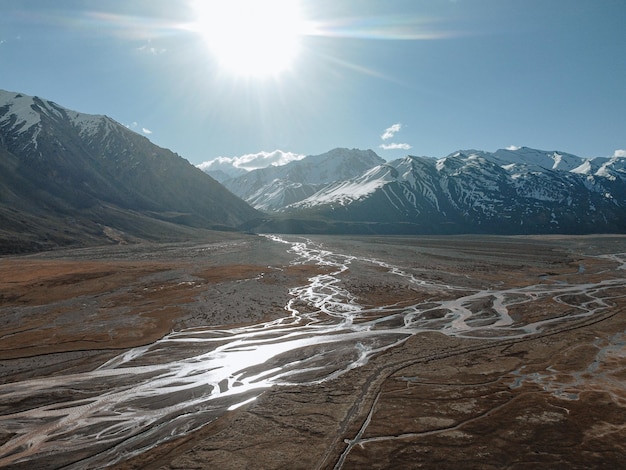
xmin=39 ymin=100 xmax=64 ymax=120
xmin=0 ymin=90 xmax=70 ymax=133
xmin=288 ymin=163 xmax=396 ymax=209
xmin=571 ymin=160 xmax=593 ymax=175
xmin=570 ymin=155 xmax=626 ymax=181
xmin=0 ymin=91 xmax=42 ymax=135
xmin=0 ymin=89 xmax=112 ymax=141
xmin=491 ymin=147 xmax=584 ymax=172
xmin=68 ymin=110 xmax=112 ymax=139
xmin=305 ymin=180 xmax=377 ymax=206
xmin=552 ymin=152 xmax=563 ymax=169
xmin=596 ymin=166 xmax=615 ymax=180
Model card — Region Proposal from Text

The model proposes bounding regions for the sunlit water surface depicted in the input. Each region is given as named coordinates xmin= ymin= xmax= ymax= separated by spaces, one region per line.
xmin=1 ymin=235 xmax=625 ymax=468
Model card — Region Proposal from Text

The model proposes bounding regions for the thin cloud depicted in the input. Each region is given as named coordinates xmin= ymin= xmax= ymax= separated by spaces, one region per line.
xmin=381 ymin=123 xmax=402 ymax=140
xmin=613 ymin=149 xmax=626 ymax=158
xmin=137 ymin=44 xmax=167 ymax=55
xmin=379 ymin=142 xmax=412 ymax=150
xmin=506 ymin=145 xmax=521 ymax=151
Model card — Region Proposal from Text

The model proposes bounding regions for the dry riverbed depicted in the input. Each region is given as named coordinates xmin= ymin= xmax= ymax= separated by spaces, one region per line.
xmin=1 ymin=234 xmax=625 ymax=469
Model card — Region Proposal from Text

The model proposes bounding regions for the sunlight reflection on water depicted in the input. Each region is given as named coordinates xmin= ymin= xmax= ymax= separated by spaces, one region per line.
xmin=1 ymin=236 xmax=625 ymax=469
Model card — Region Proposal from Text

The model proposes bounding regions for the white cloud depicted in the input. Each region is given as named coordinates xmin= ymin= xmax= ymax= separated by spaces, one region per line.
xmin=381 ymin=123 xmax=402 ymax=140
xmin=142 ymin=127 xmax=153 ymax=135
xmin=613 ymin=149 xmax=626 ymax=158
xmin=379 ymin=122 xmax=412 ymax=151
xmin=506 ymin=145 xmax=521 ymax=151
xmin=198 ymin=150 xmax=306 ymax=172
xmin=379 ymin=143 xmax=412 ymax=150
xmin=197 ymin=157 xmax=230 ymax=172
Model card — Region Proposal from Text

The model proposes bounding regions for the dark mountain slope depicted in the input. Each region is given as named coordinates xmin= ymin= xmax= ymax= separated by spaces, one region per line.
xmin=0 ymin=90 xmax=259 ymax=253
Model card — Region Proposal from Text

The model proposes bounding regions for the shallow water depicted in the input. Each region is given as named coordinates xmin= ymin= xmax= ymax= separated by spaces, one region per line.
xmin=1 ymin=235 xmax=625 ymax=468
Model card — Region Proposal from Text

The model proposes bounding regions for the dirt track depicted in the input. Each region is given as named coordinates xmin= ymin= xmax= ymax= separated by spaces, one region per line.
xmin=1 ymin=234 xmax=625 ymax=469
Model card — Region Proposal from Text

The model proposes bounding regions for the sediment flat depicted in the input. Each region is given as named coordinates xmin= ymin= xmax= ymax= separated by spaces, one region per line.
xmin=1 ymin=234 xmax=625 ymax=469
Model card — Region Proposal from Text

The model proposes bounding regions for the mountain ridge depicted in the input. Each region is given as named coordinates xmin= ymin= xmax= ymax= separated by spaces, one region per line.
xmin=217 ymin=148 xmax=385 ymax=211
xmin=234 ymin=147 xmax=626 ymax=235
xmin=0 ymin=89 xmax=259 ymax=253
xmin=3 ymin=88 xmax=625 ymax=250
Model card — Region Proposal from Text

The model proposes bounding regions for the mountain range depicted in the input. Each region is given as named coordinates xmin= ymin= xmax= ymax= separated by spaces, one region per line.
xmin=211 ymin=147 xmax=626 ymax=235
xmin=0 ymin=89 xmax=258 ymax=253
xmin=2 ymin=89 xmax=625 ymax=254
xmin=217 ymin=148 xmax=385 ymax=211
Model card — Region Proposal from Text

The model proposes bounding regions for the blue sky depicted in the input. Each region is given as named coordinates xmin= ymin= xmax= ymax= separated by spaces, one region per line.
xmin=1 ymin=0 xmax=625 ymax=168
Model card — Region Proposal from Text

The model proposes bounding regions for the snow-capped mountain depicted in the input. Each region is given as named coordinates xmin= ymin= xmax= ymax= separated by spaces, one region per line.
xmin=219 ymin=148 xmax=385 ymax=211
xmin=242 ymin=147 xmax=626 ymax=234
xmin=4 ymin=89 xmax=623 ymax=242
xmin=0 ymin=89 xmax=258 ymax=252
xmin=485 ymin=147 xmax=585 ymax=171
xmin=0 ymin=90 xmax=124 ymax=155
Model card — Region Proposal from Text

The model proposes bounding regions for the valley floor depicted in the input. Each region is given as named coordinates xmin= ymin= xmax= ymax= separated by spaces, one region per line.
xmin=1 ymin=234 xmax=625 ymax=469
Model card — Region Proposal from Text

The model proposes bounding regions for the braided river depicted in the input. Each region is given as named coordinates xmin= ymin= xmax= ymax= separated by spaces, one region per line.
xmin=1 ymin=235 xmax=625 ymax=468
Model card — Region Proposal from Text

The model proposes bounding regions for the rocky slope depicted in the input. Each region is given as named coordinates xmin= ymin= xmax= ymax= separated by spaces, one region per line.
xmin=219 ymin=148 xmax=385 ymax=211
xmin=0 ymin=90 xmax=259 ymax=252
xmin=240 ymin=147 xmax=626 ymax=235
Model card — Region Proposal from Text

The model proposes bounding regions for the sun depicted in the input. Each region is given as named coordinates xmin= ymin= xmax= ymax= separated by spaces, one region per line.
xmin=192 ymin=0 xmax=306 ymax=78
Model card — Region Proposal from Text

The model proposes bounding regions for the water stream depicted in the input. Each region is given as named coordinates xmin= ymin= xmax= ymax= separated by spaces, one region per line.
xmin=1 ymin=235 xmax=625 ymax=468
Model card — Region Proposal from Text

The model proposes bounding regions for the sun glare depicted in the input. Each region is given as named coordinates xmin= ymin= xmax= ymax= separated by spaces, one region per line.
xmin=192 ymin=0 xmax=306 ymax=78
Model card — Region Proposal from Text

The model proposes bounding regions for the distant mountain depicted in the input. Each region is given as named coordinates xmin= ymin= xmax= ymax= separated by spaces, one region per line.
xmin=241 ymin=147 xmax=626 ymax=235
xmin=205 ymin=167 xmax=246 ymax=183
xmin=217 ymin=148 xmax=386 ymax=211
xmin=0 ymin=90 xmax=259 ymax=253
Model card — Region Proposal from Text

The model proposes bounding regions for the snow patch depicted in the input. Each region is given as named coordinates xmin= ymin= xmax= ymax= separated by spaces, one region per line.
xmin=571 ymin=160 xmax=592 ymax=175
xmin=69 ymin=111 xmax=111 ymax=139
xmin=0 ymin=91 xmax=42 ymax=135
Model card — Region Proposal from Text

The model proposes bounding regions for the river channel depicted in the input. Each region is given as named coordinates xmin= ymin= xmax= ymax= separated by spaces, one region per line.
xmin=1 ymin=235 xmax=625 ymax=468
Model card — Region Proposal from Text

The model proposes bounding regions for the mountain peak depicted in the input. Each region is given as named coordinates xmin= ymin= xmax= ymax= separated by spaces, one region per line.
xmin=491 ymin=146 xmax=583 ymax=171
xmin=0 ymin=89 xmax=259 ymax=252
xmin=240 ymin=146 xmax=626 ymax=235
xmin=220 ymin=148 xmax=386 ymax=211
xmin=0 ymin=90 xmax=44 ymax=136
xmin=0 ymin=89 xmax=141 ymax=150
